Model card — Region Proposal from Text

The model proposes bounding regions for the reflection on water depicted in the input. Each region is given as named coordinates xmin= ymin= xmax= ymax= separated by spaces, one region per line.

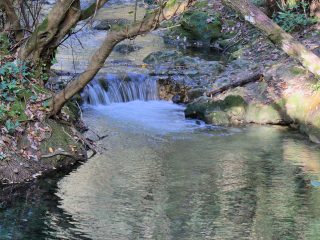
xmin=1 ymin=102 xmax=320 ymax=239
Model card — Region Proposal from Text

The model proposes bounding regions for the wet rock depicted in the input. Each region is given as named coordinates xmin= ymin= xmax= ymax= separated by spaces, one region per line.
xmin=163 ymin=10 xmax=222 ymax=46
xmin=172 ymin=94 xmax=181 ymax=103
xmin=145 ymin=51 xmax=224 ymax=78
xmin=158 ymin=78 xmax=190 ymax=103
xmin=93 ymin=19 xmax=130 ymax=30
xmin=180 ymin=11 xmax=222 ymax=42
xmin=143 ymin=50 xmax=181 ymax=64
xmin=245 ymin=103 xmax=283 ymax=124
xmin=114 ymin=44 xmax=142 ymax=54
xmin=187 ymin=88 xmax=205 ymax=101
xmin=185 ymin=95 xmax=248 ymax=125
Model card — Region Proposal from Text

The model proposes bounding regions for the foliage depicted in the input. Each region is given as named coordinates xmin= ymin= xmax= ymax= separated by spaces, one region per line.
xmin=273 ymin=2 xmax=317 ymax=32
xmin=311 ymin=79 xmax=320 ymax=92
xmin=0 ymin=59 xmax=31 ymax=125
xmin=0 ymin=57 xmax=51 ymax=132
xmin=0 ymin=34 xmax=10 ymax=56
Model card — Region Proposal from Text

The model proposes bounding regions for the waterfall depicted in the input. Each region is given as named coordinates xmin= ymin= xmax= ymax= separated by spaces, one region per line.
xmin=82 ymin=73 xmax=158 ymax=105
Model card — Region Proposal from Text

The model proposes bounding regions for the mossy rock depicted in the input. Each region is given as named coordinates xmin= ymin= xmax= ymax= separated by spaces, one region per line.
xmin=93 ymin=19 xmax=130 ymax=31
xmin=143 ymin=50 xmax=181 ymax=64
xmin=194 ymin=0 xmax=209 ymax=9
xmin=185 ymin=97 xmax=215 ymax=120
xmin=179 ymin=10 xmax=221 ymax=43
xmin=64 ymin=101 xmax=80 ymax=122
xmin=39 ymin=120 xmax=85 ymax=165
xmin=205 ymin=111 xmax=230 ymax=125
xmin=245 ymin=103 xmax=283 ymax=124
xmin=185 ymin=95 xmax=247 ymax=122
xmin=230 ymin=48 xmax=244 ymax=60
xmin=187 ymin=88 xmax=205 ymax=101
xmin=290 ymin=66 xmax=306 ymax=76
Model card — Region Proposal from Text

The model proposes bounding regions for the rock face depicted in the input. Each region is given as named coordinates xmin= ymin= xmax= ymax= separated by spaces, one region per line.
xmin=114 ymin=44 xmax=142 ymax=54
xmin=163 ymin=10 xmax=222 ymax=46
xmin=93 ymin=19 xmax=130 ymax=30
xmin=180 ymin=11 xmax=222 ymax=43
xmin=144 ymin=50 xmax=225 ymax=103
xmin=184 ymin=95 xmax=285 ymax=126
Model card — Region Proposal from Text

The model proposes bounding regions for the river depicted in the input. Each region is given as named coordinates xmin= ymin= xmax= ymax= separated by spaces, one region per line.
xmin=1 ymin=93 xmax=320 ymax=239
xmin=1 ymin=2 xmax=320 ymax=238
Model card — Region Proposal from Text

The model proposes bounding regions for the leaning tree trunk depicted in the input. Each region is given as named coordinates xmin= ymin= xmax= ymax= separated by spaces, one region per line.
xmin=1 ymin=0 xmax=23 ymax=41
xmin=222 ymin=0 xmax=320 ymax=77
xmin=311 ymin=0 xmax=320 ymax=18
xmin=50 ymin=0 xmax=195 ymax=115
xmin=19 ymin=0 xmax=109 ymax=68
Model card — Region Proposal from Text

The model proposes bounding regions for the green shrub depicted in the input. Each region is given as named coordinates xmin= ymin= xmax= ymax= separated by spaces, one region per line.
xmin=273 ymin=2 xmax=317 ymax=32
xmin=0 ymin=34 xmax=10 ymax=56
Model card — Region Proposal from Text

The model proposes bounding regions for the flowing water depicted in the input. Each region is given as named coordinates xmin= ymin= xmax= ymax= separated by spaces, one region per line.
xmin=2 ymin=2 xmax=320 ymax=237
xmin=1 ymin=75 xmax=320 ymax=239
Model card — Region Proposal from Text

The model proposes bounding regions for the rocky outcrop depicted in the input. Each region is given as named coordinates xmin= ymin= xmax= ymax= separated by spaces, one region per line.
xmin=185 ymin=95 xmax=285 ymax=125
xmin=162 ymin=9 xmax=222 ymax=46
xmin=144 ymin=50 xmax=225 ymax=102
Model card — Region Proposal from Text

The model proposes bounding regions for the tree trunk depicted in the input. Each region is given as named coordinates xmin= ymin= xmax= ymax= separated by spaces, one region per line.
xmin=221 ymin=0 xmax=320 ymax=77
xmin=1 ymin=0 xmax=23 ymax=41
xmin=311 ymin=0 xmax=320 ymax=18
xmin=50 ymin=0 xmax=195 ymax=115
xmin=18 ymin=0 xmax=109 ymax=67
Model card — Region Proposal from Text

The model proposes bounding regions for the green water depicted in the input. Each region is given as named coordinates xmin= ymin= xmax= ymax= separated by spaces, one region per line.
xmin=1 ymin=104 xmax=320 ymax=239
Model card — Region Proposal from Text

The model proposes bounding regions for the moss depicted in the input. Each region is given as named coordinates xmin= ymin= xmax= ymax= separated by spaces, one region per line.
xmin=185 ymin=95 xmax=247 ymax=122
xmin=10 ymin=101 xmax=28 ymax=121
xmin=179 ymin=10 xmax=222 ymax=42
xmin=290 ymin=66 xmax=306 ymax=75
xmin=40 ymin=120 xmax=79 ymax=154
xmin=166 ymin=0 xmax=178 ymax=8
xmin=98 ymin=78 xmax=109 ymax=91
xmin=205 ymin=111 xmax=230 ymax=125
xmin=268 ymin=28 xmax=283 ymax=45
xmin=194 ymin=0 xmax=209 ymax=8
xmin=246 ymin=103 xmax=282 ymax=124
xmin=230 ymin=48 xmax=244 ymax=59
xmin=110 ymin=24 xmax=127 ymax=31
xmin=17 ymin=89 xmax=33 ymax=101
xmin=64 ymin=102 xmax=80 ymax=122
xmin=0 ymin=34 xmax=10 ymax=56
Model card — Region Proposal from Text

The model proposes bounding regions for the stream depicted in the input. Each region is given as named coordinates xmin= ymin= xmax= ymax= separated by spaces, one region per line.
xmin=1 ymin=2 xmax=320 ymax=239
xmin=1 ymin=75 xmax=320 ymax=239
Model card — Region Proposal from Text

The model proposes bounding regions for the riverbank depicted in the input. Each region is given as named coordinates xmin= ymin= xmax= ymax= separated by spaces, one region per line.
xmin=144 ymin=0 xmax=320 ymax=143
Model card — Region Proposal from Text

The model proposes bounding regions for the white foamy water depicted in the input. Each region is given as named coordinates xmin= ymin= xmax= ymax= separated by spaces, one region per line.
xmin=88 ymin=100 xmax=204 ymax=134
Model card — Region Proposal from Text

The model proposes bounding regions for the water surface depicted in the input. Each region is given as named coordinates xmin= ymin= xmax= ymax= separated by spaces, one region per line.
xmin=1 ymin=101 xmax=320 ymax=239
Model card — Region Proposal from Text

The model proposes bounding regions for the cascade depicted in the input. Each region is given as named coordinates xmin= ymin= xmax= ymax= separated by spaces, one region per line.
xmin=82 ymin=73 xmax=158 ymax=105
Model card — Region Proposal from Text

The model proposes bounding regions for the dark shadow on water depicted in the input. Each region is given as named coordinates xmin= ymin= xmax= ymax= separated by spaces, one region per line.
xmin=0 ymin=165 xmax=91 ymax=240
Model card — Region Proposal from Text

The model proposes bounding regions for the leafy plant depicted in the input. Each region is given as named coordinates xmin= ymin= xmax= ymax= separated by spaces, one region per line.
xmin=312 ymin=80 xmax=320 ymax=92
xmin=273 ymin=2 xmax=317 ymax=32
xmin=0 ymin=152 xmax=6 ymax=161
xmin=5 ymin=119 xmax=20 ymax=135
xmin=0 ymin=34 xmax=10 ymax=55
xmin=273 ymin=1 xmax=317 ymax=32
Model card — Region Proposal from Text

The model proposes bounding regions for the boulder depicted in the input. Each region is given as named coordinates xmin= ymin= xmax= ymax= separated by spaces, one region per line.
xmin=180 ymin=10 xmax=222 ymax=43
xmin=114 ymin=44 xmax=142 ymax=54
